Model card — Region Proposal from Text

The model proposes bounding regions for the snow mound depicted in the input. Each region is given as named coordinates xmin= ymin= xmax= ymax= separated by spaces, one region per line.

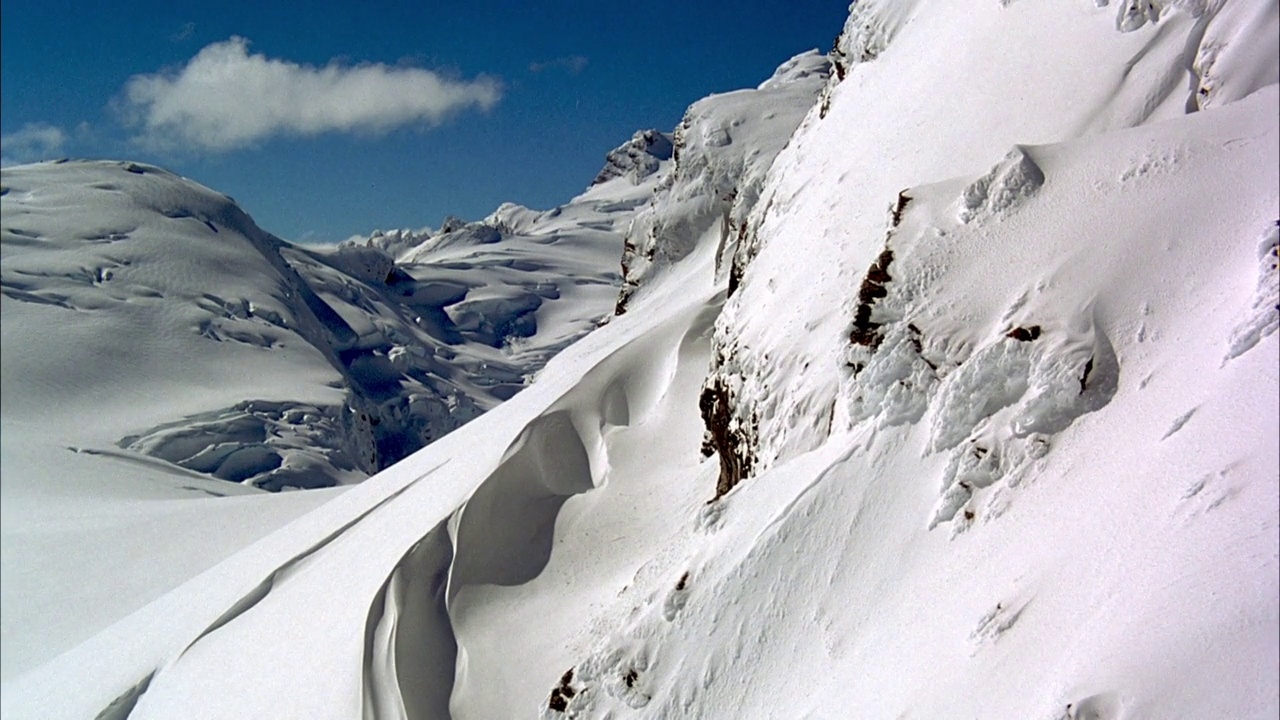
xmin=958 ymin=145 xmax=1045 ymax=223
xmin=1225 ymin=220 xmax=1280 ymax=360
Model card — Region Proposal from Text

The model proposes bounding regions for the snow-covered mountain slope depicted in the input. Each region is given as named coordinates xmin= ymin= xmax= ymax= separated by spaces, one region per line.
xmin=0 ymin=149 xmax=664 ymax=676
xmin=2 ymin=1 xmax=1278 ymax=719
xmin=0 ymin=152 xmax=667 ymax=496
xmin=0 ymin=161 xmax=371 ymax=676
xmin=616 ymin=50 xmax=830 ymax=312
xmin=390 ymin=144 xmax=670 ymax=372
xmin=707 ymin=0 xmax=1280 ymax=489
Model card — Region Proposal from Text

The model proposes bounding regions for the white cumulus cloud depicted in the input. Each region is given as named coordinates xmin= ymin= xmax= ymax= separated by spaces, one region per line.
xmin=119 ymin=37 xmax=503 ymax=151
xmin=1 ymin=123 xmax=67 ymax=166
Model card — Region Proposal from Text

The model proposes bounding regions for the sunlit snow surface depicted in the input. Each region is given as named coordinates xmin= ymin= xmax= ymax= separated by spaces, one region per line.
xmin=2 ymin=1 xmax=1278 ymax=719
xmin=0 ymin=152 xmax=665 ymax=675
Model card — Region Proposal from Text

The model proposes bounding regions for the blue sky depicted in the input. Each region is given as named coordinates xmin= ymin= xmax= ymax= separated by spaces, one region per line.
xmin=1 ymin=1 xmax=848 ymax=243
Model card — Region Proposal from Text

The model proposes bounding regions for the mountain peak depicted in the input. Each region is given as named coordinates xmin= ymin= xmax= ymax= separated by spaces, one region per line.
xmin=590 ymin=129 xmax=675 ymax=187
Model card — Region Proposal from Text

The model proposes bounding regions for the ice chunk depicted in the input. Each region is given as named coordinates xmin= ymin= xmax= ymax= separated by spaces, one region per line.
xmin=960 ymin=146 xmax=1045 ymax=223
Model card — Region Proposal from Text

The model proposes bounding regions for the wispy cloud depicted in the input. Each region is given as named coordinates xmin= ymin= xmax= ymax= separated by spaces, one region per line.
xmin=170 ymin=21 xmax=196 ymax=43
xmin=1 ymin=123 xmax=67 ymax=167
xmin=529 ymin=55 xmax=589 ymax=75
xmin=117 ymin=37 xmax=503 ymax=152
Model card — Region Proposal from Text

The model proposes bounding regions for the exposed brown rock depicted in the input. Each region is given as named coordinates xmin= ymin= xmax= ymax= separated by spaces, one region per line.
xmin=890 ymin=191 xmax=912 ymax=227
xmin=700 ymin=378 xmax=756 ymax=500
xmin=848 ymin=247 xmax=895 ymax=350
xmin=1006 ymin=325 xmax=1042 ymax=342
xmin=1079 ymin=357 xmax=1094 ymax=394
xmin=547 ymin=668 xmax=577 ymax=713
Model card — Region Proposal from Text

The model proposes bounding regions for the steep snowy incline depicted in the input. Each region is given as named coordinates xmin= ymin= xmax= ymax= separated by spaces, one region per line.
xmin=708 ymin=0 xmax=1280 ymax=487
xmin=549 ymin=82 xmax=1277 ymax=720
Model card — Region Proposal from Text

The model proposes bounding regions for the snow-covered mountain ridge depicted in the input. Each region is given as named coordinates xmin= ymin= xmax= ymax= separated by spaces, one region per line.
xmin=2 ymin=1 xmax=1278 ymax=718
xmin=1 ymin=118 xmax=686 ymax=491
xmin=0 ymin=147 xmax=669 ymax=673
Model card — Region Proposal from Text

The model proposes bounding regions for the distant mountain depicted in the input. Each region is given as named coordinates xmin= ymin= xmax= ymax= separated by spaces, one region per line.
xmin=2 ymin=1 xmax=1277 ymax=718
xmin=1 ymin=148 xmax=666 ymax=494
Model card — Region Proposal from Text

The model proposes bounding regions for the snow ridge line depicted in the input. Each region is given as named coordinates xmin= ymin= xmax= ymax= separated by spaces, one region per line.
xmin=91 ymin=671 xmax=154 ymax=720
xmin=173 ymin=459 xmax=452 ymax=659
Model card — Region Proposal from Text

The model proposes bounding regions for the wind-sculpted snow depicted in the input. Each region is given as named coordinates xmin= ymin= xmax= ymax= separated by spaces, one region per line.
xmin=177 ymin=461 xmax=442 ymax=662
xmin=361 ymin=519 xmax=456 ymax=720
xmin=443 ymin=290 xmax=717 ymax=719
xmin=0 ymin=251 xmax=720 ymax=719
xmin=92 ymin=671 xmax=154 ymax=720
xmin=448 ymin=411 xmax=596 ymax=594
